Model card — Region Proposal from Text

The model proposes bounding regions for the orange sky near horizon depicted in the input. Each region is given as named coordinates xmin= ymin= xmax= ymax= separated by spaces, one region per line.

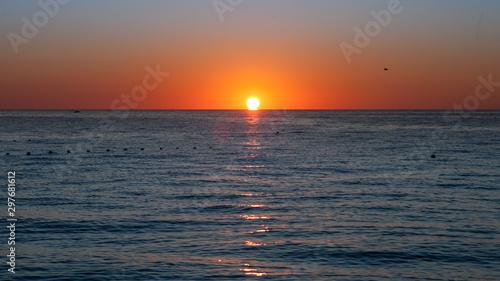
xmin=1 ymin=0 xmax=499 ymax=110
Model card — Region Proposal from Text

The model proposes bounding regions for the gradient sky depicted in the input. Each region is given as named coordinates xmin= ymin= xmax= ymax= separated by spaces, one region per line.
xmin=1 ymin=0 xmax=499 ymax=109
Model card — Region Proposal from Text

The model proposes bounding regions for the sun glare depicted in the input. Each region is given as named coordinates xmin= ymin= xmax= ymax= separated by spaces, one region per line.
xmin=247 ymin=98 xmax=260 ymax=110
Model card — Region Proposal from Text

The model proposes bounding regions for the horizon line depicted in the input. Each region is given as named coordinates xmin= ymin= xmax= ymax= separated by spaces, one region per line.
xmin=1 ymin=109 xmax=500 ymax=111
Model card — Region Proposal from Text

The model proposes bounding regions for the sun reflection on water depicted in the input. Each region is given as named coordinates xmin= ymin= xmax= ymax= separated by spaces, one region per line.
xmin=241 ymin=215 xmax=270 ymax=220
xmin=230 ymin=111 xmax=275 ymax=278
xmin=239 ymin=263 xmax=268 ymax=277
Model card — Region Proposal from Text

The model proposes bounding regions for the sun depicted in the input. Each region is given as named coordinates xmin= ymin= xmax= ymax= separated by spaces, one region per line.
xmin=247 ymin=98 xmax=260 ymax=110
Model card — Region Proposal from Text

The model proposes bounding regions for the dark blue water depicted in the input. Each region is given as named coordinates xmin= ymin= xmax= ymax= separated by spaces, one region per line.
xmin=1 ymin=110 xmax=499 ymax=280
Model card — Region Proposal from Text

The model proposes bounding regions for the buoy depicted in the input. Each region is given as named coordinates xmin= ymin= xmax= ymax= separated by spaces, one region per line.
xmin=193 ymin=147 xmax=197 ymax=149
xmin=160 ymin=148 xmax=163 ymax=150
xmin=431 ymin=155 xmax=436 ymax=158
xmin=176 ymin=147 xmax=179 ymax=149
xmin=124 ymin=148 xmax=128 ymax=151
xmin=48 ymin=151 xmax=53 ymax=154
xmin=87 ymin=150 xmax=91 ymax=153
xmin=6 ymin=153 xmax=10 ymax=156
xmin=27 ymin=152 xmax=31 ymax=156
xmin=28 ymin=139 xmax=31 ymax=141
xmin=106 ymin=149 xmax=111 ymax=152
xmin=67 ymin=150 xmax=71 ymax=153
xmin=140 ymin=148 xmax=144 ymax=151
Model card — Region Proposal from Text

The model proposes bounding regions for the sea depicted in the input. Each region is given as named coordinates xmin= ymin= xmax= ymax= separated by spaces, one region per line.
xmin=0 ymin=110 xmax=499 ymax=280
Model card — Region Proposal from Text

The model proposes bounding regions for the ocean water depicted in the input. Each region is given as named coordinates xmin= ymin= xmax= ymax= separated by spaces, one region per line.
xmin=1 ymin=110 xmax=499 ymax=280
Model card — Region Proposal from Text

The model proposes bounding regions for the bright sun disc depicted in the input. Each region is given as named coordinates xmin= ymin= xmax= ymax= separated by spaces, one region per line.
xmin=247 ymin=98 xmax=260 ymax=110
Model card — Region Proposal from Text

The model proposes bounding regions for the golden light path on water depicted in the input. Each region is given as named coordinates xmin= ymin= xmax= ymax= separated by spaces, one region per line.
xmin=232 ymin=110 xmax=272 ymax=277
xmin=238 ymin=111 xmax=267 ymax=277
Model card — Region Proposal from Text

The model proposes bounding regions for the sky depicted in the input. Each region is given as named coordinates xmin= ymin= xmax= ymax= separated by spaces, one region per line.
xmin=1 ymin=0 xmax=499 ymax=110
